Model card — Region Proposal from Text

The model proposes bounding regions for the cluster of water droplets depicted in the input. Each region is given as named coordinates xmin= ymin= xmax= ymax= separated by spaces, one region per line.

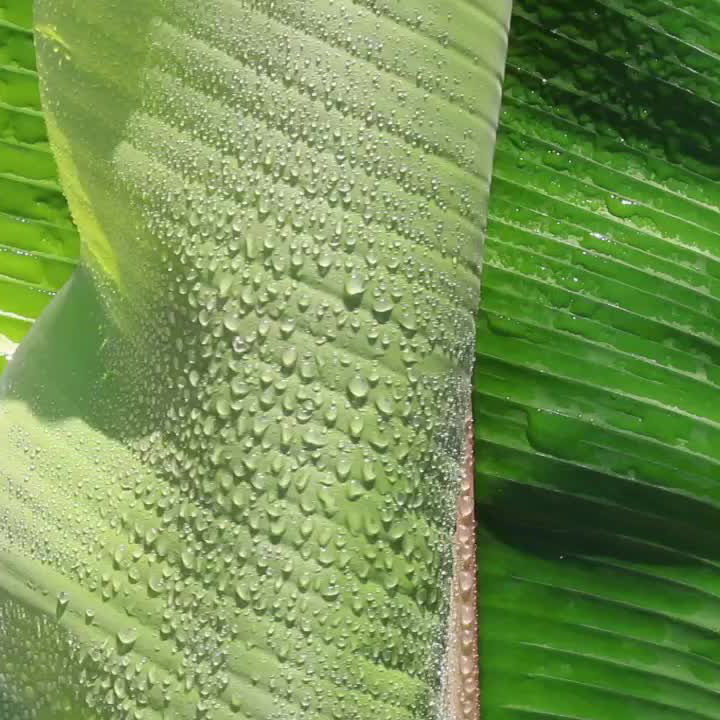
xmin=0 ymin=0 xmax=509 ymax=718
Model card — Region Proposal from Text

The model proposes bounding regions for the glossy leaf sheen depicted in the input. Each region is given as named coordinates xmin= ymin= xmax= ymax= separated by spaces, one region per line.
xmin=0 ymin=1 xmax=510 ymax=719
xmin=0 ymin=0 xmax=78 ymax=373
xmin=477 ymin=1 xmax=720 ymax=718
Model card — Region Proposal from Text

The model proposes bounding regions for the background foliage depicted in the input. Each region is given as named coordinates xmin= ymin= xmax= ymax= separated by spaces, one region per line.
xmin=0 ymin=0 xmax=77 ymax=373
xmin=477 ymin=1 xmax=720 ymax=718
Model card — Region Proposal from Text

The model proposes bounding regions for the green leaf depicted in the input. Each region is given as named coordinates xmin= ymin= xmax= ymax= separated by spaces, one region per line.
xmin=477 ymin=1 xmax=720 ymax=718
xmin=0 ymin=1 xmax=79 ymax=374
xmin=0 ymin=1 xmax=511 ymax=718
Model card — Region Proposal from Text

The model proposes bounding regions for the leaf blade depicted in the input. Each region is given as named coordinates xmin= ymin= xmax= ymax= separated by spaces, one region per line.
xmin=477 ymin=1 xmax=720 ymax=718
xmin=0 ymin=1 xmax=511 ymax=718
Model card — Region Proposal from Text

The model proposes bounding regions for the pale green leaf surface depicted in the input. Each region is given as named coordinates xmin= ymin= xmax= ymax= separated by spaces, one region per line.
xmin=0 ymin=1 xmax=511 ymax=718
xmin=477 ymin=1 xmax=720 ymax=718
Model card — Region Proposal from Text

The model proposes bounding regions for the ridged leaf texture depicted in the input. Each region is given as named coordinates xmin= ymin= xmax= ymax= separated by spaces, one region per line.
xmin=0 ymin=0 xmax=78 ymax=373
xmin=477 ymin=1 xmax=720 ymax=718
xmin=0 ymin=1 xmax=510 ymax=719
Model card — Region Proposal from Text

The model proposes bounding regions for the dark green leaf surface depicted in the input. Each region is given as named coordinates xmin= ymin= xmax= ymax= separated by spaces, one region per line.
xmin=0 ymin=0 xmax=78 ymax=374
xmin=477 ymin=1 xmax=720 ymax=718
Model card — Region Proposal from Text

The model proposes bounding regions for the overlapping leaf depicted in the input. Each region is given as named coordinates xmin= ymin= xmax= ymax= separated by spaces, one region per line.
xmin=0 ymin=1 xmax=510 ymax=718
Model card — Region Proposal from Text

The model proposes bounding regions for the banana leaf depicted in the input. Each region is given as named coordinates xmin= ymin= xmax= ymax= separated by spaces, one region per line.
xmin=0 ymin=1 xmax=511 ymax=718
xmin=5 ymin=0 xmax=720 ymax=719
xmin=477 ymin=1 xmax=720 ymax=718
xmin=0 ymin=0 xmax=78 ymax=373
